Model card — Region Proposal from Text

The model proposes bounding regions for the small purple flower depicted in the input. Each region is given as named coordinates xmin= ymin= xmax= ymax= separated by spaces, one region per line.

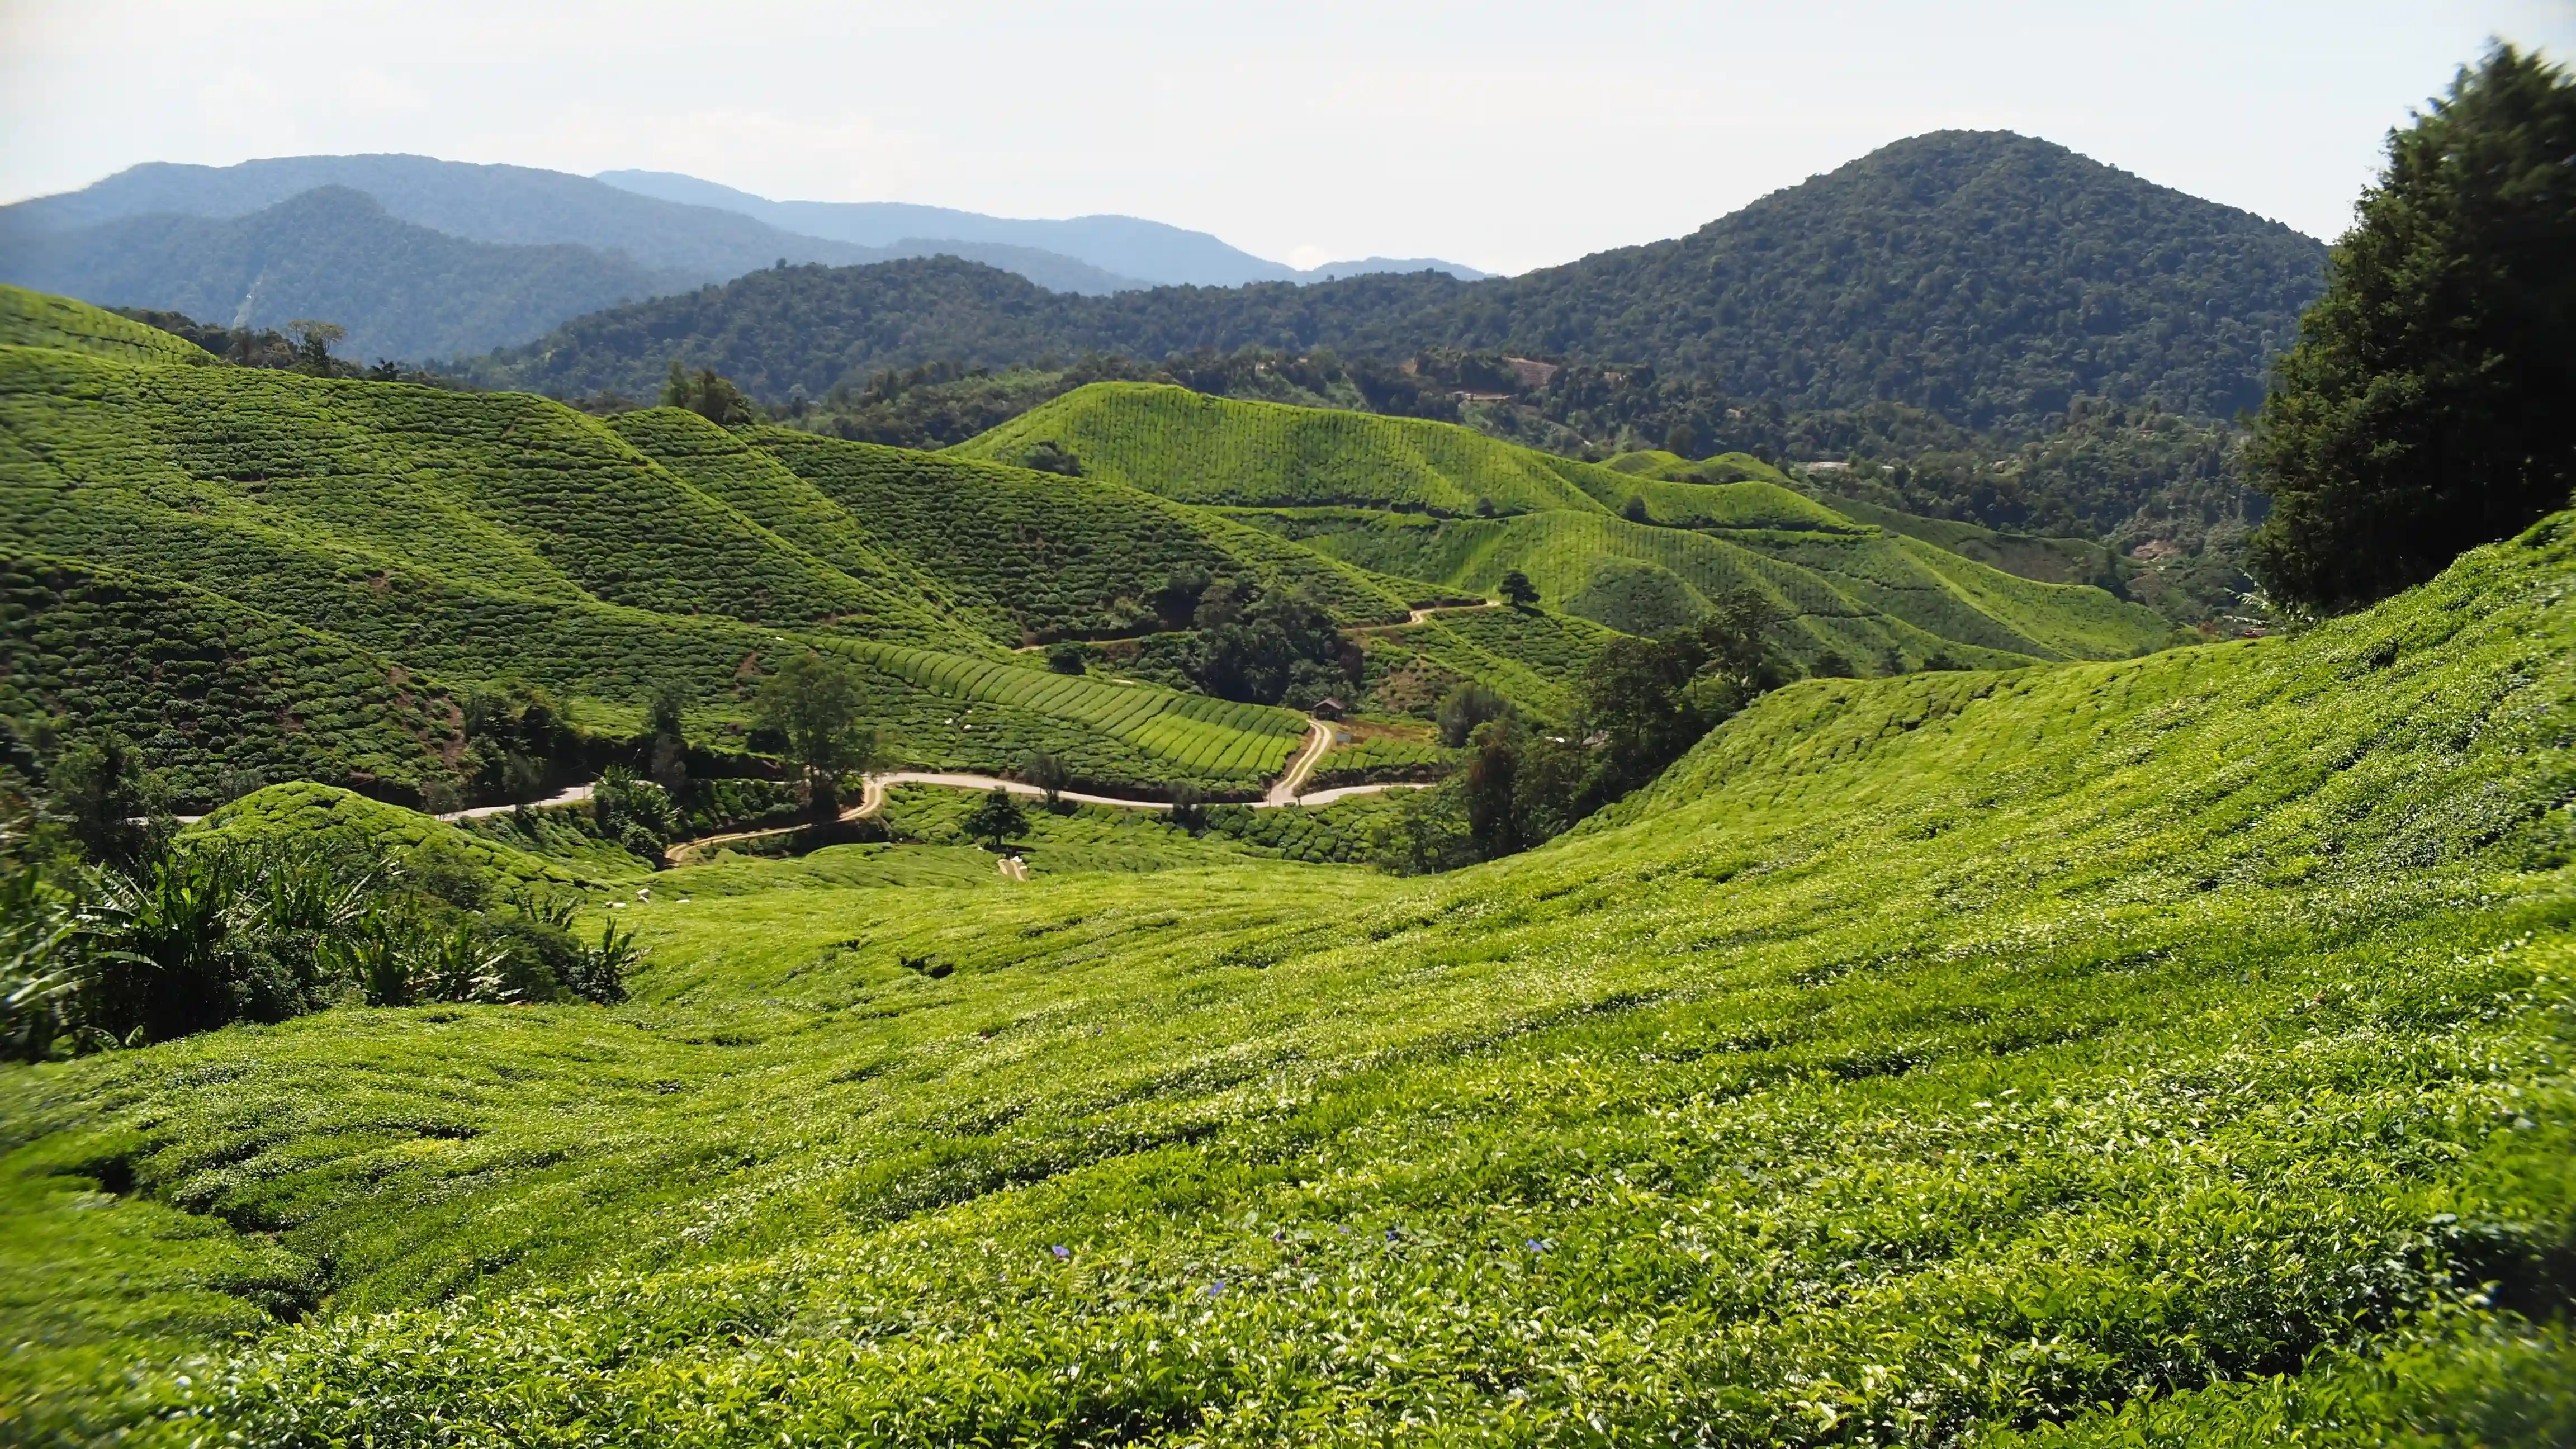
xmin=1526 ymin=1238 xmax=1550 ymax=1253
xmin=1205 ymin=1278 xmax=1227 ymax=1296
xmin=1271 ymin=1230 xmax=1286 ymax=1244
xmin=1050 ymin=1244 xmax=1071 ymax=1261
xmin=1385 ymin=1227 xmax=1401 ymax=1243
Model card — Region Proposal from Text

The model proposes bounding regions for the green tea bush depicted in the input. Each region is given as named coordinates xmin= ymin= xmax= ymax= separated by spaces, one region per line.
xmin=1202 ymin=793 xmax=1407 ymax=862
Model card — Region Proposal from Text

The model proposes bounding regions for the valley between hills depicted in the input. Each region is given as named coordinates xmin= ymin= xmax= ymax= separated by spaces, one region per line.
xmin=2 ymin=51 xmax=2573 ymax=1446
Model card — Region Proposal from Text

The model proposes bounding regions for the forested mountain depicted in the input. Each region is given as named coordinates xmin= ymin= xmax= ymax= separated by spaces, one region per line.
xmin=479 ymin=132 xmax=2326 ymax=436
xmin=0 ymin=187 xmax=691 ymax=361
xmin=1426 ymin=130 xmax=2327 ymax=428
xmin=0 ymin=154 xmax=878 ymax=279
xmin=598 ymin=169 xmax=1484 ymax=287
xmin=0 ymin=155 xmax=1155 ymax=340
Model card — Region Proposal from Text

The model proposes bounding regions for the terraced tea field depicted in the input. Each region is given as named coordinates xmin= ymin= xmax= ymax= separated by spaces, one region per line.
xmin=968 ymin=383 xmax=2173 ymax=669
xmin=0 ymin=291 xmax=1332 ymax=801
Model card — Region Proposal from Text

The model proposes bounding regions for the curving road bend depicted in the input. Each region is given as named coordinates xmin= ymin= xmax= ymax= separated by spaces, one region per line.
xmin=660 ymin=716 xmax=1424 ymax=865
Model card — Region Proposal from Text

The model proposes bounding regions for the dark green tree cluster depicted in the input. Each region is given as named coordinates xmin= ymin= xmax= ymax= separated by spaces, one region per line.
xmin=452 ymin=683 xmax=577 ymax=815
xmin=661 ymin=359 xmax=760 ymax=425
xmin=962 ymin=787 xmax=1029 ymax=850
xmin=589 ymin=765 xmax=680 ymax=858
xmin=1018 ymin=750 xmax=1073 ymax=809
xmin=106 ymin=305 xmax=470 ymax=387
xmin=751 ymin=649 xmax=877 ymax=814
xmin=1140 ymin=570 xmax=1357 ymax=707
xmin=792 ymin=353 xmax=1158 ymax=448
xmin=0 ymin=837 xmax=638 ymax=1059
xmin=1016 ymin=439 xmax=1083 ymax=476
xmin=1378 ymin=593 xmax=1785 ymax=872
xmin=2250 ymin=45 xmax=2576 ymax=613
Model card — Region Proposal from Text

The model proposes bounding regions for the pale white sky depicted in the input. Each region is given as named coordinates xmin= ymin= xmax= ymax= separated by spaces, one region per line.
xmin=2 ymin=1 xmax=2569 ymax=273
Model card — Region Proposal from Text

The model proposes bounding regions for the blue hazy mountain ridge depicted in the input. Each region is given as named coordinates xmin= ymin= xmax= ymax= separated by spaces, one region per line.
xmin=0 ymin=155 xmax=877 ymax=280
xmin=0 ymin=186 xmax=698 ymax=361
xmin=595 ymin=168 xmax=1490 ymax=287
xmin=0 ymin=155 xmax=1144 ymax=302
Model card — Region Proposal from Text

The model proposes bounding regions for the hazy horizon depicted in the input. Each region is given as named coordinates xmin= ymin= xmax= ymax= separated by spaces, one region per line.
xmin=3 ymin=1 xmax=2570 ymax=276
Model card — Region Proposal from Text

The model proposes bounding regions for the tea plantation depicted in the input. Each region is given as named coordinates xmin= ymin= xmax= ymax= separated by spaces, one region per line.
xmin=3 ymin=501 xmax=2569 ymax=1443
xmin=1257 ymin=506 xmax=2165 ymax=667
xmin=0 ymin=284 xmax=214 ymax=367
xmin=0 ymin=296 xmax=1344 ymax=801
xmin=965 ymin=384 xmax=2173 ymax=668
xmin=1 ymin=288 xmax=2201 ymax=813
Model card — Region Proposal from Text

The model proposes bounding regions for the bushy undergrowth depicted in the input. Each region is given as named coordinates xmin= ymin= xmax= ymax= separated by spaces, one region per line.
xmin=0 ymin=512 xmax=2566 ymax=1443
xmin=0 ymin=820 xmax=634 ymax=1060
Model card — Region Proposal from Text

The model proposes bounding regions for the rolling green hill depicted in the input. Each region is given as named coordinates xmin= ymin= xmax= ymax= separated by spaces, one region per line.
xmin=1 ymin=289 xmax=2187 ymax=809
xmin=971 ymin=384 xmax=2174 ymax=667
xmin=1815 ymin=493 xmax=2128 ymax=588
xmin=0 ymin=553 xmax=467 ymax=804
xmin=5 ymin=508 xmax=2566 ymax=1442
xmin=0 ymin=282 xmax=214 ymax=366
xmin=951 ymin=381 xmax=1617 ymax=515
xmin=1599 ymin=439 xmax=2141 ymax=594
xmin=1275 ymin=508 xmax=2160 ymax=664
xmin=0 ymin=296 xmax=1332 ymax=801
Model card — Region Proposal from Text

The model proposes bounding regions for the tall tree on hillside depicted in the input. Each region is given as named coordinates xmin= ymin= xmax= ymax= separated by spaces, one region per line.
xmin=962 ymin=787 xmax=1028 ymax=851
xmin=644 ymin=682 xmax=691 ymax=801
xmin=286 ymin=320 xmax=344 ymax=378
xmin=752 ymin=650 xmax=876 ymax=814
xmin=2248 ymin=45 xmax=2576 ymax=613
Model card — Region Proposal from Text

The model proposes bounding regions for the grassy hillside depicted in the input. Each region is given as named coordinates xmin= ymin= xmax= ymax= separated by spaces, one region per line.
xmin=958 ymin=384 xmax=1860 ymax=536
xmin=951 ymin=381 xmax=1616 ymax=515
xmin=0 ymin=283 xmax=211 ymax=366
xmin=0 ymin=555 xmax=466 ymax=804
xmin=0 ymin=287 xmax=2177 ymax=813
xmin=195 ymin=782 xmax=596 ymax=892
xmin=730 ymin=420 xmax=1417 ymax=634
xmin=4 ymin=513 xmax=2567 ymax=1442
xmin=1352 ymin=603 xmax=1625 ymax=721
xmin=1247 ymin=505 xmax=2170 ymax=667
xmin=1816 ymin=492 xmax=2127 ymax=587
xmin=0 ymin=343 xmax=972 ymax=647
xmin=964 ymin=384 xmax=2172 ymax=667
xmin=0 ymin=325 xmax=1324 ymax=800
